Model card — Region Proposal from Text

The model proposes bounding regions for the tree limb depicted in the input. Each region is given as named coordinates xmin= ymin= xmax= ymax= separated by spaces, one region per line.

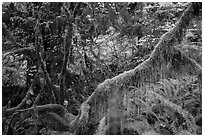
xmin=3 ymin=47 xmax=35 ymax=60
xmin=35 ymin=18 xmax=56 ymax=104
xmin=3 ymin=85 xmax=32 ymax=117
xmin=58 ymin=18 xmax=73 ymax=105
xmin=72 ymin=2 xmax=202 ymax=134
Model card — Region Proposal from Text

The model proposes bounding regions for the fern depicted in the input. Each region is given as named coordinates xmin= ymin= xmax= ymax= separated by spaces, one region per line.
xmin=122 ymin=119 xmax=151 ymax=134
xmin=121 ymin=75 xmax=201 ymax=135
xmin=147 ymin=90 xmax=197 ymax=133
xmin=95 ymin=116 xmax=107 ymax=135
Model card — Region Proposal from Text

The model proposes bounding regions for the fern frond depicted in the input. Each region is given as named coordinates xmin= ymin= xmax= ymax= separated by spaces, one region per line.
xmin=147 ymin=90 xmax=196 ymax=133
xmin=123 ymin=119 xmax=150 ymax=135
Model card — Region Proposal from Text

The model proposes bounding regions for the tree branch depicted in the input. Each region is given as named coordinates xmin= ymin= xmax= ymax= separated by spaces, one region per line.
xmin=89 ymin=38 xmax=113 ymax=77
xmin=58 ymin=19 xmax=73 ymax=105
xmin=72 ymin=2 xmax=202 ymax=134
xmin=34 ymin=18 xmax=56 ymax=103
xmin=3 ymin=47 xmax=35 ymax=60
xmin=3 ymin=84 xmax=33 ymax=117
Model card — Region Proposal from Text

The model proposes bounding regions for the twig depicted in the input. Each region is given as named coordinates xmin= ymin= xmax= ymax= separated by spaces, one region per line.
xmin=32 ymin=93 xmax=41 ymax=106
xmin=60 ymin=2 xmax=71 ymax=17
xmin=3 ymin=47 xmax=34 ymax=60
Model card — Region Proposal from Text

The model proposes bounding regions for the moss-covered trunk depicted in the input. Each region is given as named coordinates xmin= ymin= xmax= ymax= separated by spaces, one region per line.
xmin=73 ymin=2 xmax=201 ymax=134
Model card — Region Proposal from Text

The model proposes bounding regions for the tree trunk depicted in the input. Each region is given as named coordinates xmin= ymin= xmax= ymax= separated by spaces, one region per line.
xmin=59 ymin=19 xmax=73 ymax=105
xmin=35 ymin=19 xmax=56 ymax=104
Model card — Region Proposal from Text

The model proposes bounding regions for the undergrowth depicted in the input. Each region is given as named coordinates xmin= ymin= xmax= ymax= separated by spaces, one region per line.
xmin=119 ymin=75 xmax=202 ymax=135
xmin=2 ymin=75 xmax=202 ymax=135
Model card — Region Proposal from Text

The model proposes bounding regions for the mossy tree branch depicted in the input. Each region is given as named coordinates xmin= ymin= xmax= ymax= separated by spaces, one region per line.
xmin=58 ymin=7 xmax=74 ymax=105
xmin=35 ymin=19 xmax=56 ymax=104
xmin=72 ymin=2 xmax=201 ymax=134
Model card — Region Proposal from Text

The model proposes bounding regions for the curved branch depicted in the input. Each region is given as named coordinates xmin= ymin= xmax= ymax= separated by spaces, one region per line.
xmin=14 ymin=104 xmax=76 ymax=132
xmin=3 ymin=47 xmax=35 ymax=60
xmin=73 ymin=2 xmax=202 ymax=134
xmin=17 ymin=104 xmax=68 ymax=117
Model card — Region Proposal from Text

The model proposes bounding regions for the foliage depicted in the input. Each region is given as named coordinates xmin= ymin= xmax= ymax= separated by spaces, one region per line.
xmin=2 ymin=53 xmax=27 ymax=87
xmin=119 ymin=76 xmax=201 ymax=135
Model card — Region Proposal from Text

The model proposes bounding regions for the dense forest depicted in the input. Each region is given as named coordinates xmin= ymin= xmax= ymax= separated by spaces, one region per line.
xmin=2 ymin=2 xmax=202 ymax=135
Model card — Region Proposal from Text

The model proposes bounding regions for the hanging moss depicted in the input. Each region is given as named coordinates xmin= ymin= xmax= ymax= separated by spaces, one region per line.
xmin=73 ymin=3 xmax=201 ymax=134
